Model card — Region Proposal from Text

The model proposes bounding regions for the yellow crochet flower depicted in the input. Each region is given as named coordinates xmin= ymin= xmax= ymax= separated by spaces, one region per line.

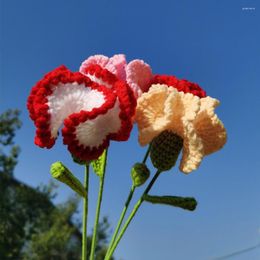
xmin=135 ymin=84 xmax=227 ymax=173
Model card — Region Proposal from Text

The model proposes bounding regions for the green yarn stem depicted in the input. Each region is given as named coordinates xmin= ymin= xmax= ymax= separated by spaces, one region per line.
xmin=106 ymin=146 xmax=151 ymax=255
xmin=106 ymin=185 xmax=135 ymax=255
xmin=89 ymin=150 xmax=108 ymax=260
xmin=142 ymin=145 xmax=151 ymax=163
xmin=105 ymin=170 xmax=161 ymax=260
xmin=82 ymin=164 xmax=89 ymax=260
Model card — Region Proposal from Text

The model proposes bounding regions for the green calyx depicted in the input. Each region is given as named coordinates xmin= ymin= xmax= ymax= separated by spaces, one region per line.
xmin=50 ymin=161 xmax=86 ymax=198
xmin=143 ymin=194 xmax=197 ymax=211
xmin=72 ymin=154 xmax=90 ymax=165
xmin=131 ymin=163 xmax=150 ymax=187
xmin=91 ymin=149 xmax=107 ymax=177
xmin=150 ymin=130 xmax=183 ymax=172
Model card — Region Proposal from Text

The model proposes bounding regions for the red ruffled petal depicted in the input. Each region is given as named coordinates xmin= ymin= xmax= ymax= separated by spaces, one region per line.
xmin=151 ymin=75 xmax=206 ymax=98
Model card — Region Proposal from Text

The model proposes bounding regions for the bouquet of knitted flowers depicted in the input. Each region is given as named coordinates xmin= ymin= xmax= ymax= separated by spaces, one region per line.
xmin=27 ymin=54 xmax=227 ymax=259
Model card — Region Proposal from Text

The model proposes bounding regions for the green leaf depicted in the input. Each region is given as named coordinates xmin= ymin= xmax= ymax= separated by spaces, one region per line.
xmin=91 ymin=150 xmax=107 ymax=177
xmin=143 ymin=194 xmax=197 ymax=211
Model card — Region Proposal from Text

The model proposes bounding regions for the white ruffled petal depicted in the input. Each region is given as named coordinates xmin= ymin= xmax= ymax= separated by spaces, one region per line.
xmin=48 ymin=83 xmax=105 ymax=138
xmin=75 ymin=100 xmax=121 ymax=148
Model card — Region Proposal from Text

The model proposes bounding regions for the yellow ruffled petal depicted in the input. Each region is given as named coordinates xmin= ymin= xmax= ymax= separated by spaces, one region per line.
xmin=165 ymin=89 xmax=200 ymax=138
xmin=193 ymin=96 xmax=227 ymax=155
xmin=179 ymin=124 xmax=204 ymax=173
xmin=164 ymin=90 xmax=203 ymax=173
xmin=135 ymin=84 xmax=170 ymax=145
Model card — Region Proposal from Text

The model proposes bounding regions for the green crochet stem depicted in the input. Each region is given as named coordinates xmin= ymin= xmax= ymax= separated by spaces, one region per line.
xmin=105 ymin=170 xmax=161 ymax=260
xmin=106 ymin=185 xmax=135 ymax=255
xmin=106 ymin=145 xmax=151 ymax=255
xmin=89 ymin=149 xmax=108 ymax=260
xmin=82 ymin=164 xmax=89 ymax=260
xmin=142 ymin=145 xmax=151 ymax=164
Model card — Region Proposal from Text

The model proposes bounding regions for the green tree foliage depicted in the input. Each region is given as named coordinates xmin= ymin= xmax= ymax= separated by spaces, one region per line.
xmin=0 ymin=109 xmax=21 ymax=177
xmin=21 ymin=185 xmax=82 ymax=260
xmin=0 ymin=109 xmax=24 ymax=258
xmin=0 ymin=110 xmax=113 ymax=259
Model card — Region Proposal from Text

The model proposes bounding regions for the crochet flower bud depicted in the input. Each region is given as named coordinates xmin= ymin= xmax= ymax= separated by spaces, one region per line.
xmin=131 ymin=163 xmax=150 ymax=187
xmin=150 ymin=131 xmax=183 ymax=172
xmin=50 ymin=162 xmax=86 ymax=198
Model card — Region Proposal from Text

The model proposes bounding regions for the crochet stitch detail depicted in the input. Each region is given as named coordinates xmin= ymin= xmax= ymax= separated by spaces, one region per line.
xmin=150 ymin=130 xmax=183 ymax=172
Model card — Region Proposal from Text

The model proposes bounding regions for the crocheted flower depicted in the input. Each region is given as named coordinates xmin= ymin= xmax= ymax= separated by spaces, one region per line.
xmin=135 ymin=84 xmax=226 ymax=173
xmin=27 ymin=65 xmax=136 ymax=161
xmin=80 ymin=54 xmax=153 ymax=98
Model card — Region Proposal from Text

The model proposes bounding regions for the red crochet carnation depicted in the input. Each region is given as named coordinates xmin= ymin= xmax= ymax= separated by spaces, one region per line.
xmin=27 ymin=65 xmax=136 ymax=161
xmin=151 ymin=75 xmax=206 ymax=98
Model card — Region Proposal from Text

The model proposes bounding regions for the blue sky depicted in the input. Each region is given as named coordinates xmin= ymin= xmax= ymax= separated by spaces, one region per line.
xmin=1 ymin=0 xmax=260 ymax=259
